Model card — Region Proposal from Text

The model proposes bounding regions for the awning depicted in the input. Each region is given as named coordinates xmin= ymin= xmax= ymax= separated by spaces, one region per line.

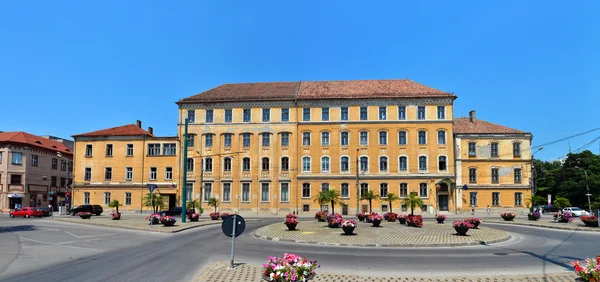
xmin=8 ymin=193 xmax=23 ymax=198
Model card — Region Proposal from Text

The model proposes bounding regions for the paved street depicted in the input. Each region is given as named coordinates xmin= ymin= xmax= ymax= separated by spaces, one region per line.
xmin=0 ymin=216 xmax=599 ymax=281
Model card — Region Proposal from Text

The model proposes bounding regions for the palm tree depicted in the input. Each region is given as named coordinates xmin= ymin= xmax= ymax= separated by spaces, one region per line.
xmin=109 ymin=200 xmax=121 ymax=213
xmin=143 ymin=193 xmax=165 ymax=213
xmin=313 ymin=191 xmax=329 ymax=212
xmin=187 ymin=200 xmax=200 ymax=214
xmin=401 ymin=193 xmax=424 ymax=216
xmin=525 ymin=194 xmax=546 ymax=213
xmin=208 ymin=197 xmax=219 ymax=213
xmin=360 ymin=190 xmax=379 ymax=213
xmin=321 ymin=189 xmax=344 ymax=214
xmin=383 ymin=193 xmax=400 ymax=213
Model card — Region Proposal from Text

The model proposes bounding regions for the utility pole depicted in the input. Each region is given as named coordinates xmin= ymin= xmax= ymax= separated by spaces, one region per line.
xmin=584 ymin=170 xmax=592 ymax=214
xmin=355 ymin=148 xmax=360 ymax=215
xmin=181 ymin=118 xmax=189 ymax=223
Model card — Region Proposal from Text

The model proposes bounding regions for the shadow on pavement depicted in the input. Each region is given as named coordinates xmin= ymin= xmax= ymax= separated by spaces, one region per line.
xmin=0 ymin=225 xmax=36 ymax=233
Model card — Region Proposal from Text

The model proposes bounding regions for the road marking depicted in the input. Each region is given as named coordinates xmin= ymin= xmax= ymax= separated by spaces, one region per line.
xmin=19 ymin=237 xmax=100 ymax=252
xmin=56 ymin=241 xmax=76 ymax=245
xmin=64 ymin=231 xmax=115 ymax=239
xmin=40 ymin=228 xmax=60 ymax=231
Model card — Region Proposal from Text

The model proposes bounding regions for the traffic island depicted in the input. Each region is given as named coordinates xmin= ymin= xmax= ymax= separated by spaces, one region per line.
xmin=194 ymin=261 xmax=578 ymax=282
xmin=254 ymin=221 xmax=510 ymax=247
xmin=486 ymin=218 xmax=600 ymax=232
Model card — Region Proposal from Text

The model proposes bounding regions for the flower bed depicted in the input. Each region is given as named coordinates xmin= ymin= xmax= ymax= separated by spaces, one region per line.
xmin=78 ymin=212 xmax=92 ymax=219
xmin=284 ymin=214 xmax=299 ymax=230
xmin=465 ymin=217 xmax=481 ymax=229
xmin=110 ymin=211 xmax=121 ymax=220
xmin=220 ymin=212 xmax=230 ymax=220
xmin=435 ymin=214 xmax=446 ymax=224
xmin=160 ymin=215 xmax=177 ymax=226
xmin=398 ymin=215 xmax=407 ymax=225
xmin=383 ymin=212 xmax=398 ymax=222
xmin=406 ymin=215 xmax=423 ymax=227
xmin=314 ymin=211 xmax=328 ymax=222
xmin=262 ymin=253 xmax=318 ymax=282
xmin=500 ymin=212 xmax=516 ymax=221
xmin=210 ymin=212 xmax=220 ymax=220
xmin=581 ymin=216 xmax=599 ymax=227
xmin=146 ymin=213 xmax=160 ymax=224
xmin=188 ymin=213 xmax=200 ymax=222
xmin=369 ymin=213 xmax=383 ymax=227
xmin=452 ymin=220 xmax=474 ymax=235
xmin=528 ymin=211 xmax=541 ymax=221
xmin=356 ymin=212 xmax=366 ymax=222
xmin=341 ymin=220 xmax=356 ymax=235
xmin=571 ymin=256 xmax=600 ymax=281
xmin=555 ymin=212 xmax=574 ymax=223
xmin=327 ymin=213 xmax=343 ymax=228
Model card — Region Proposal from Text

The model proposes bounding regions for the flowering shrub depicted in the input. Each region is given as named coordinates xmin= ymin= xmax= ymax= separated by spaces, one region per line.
xmin=465 ymin=217 xmax=481 ymax=228
xmin=529 ymin=211 xmax=542 ymax=220
xmin=500 ymin=212 xmax=516 ymax=218
xmin=160 ymin=215 xmax=176 ymax=222
xmin=341 ymin=220 xmax=356 ymax=228
xmin=571 ymin=256 xmax=600 ymax=282
xmin=188 ymin=213 xmax=200 ymax=220
xmin=435 ymin=214 xmax=447 ymax=219
xmin=327 ymin=213 xmax=343 ymax=228
xmin=581 ymin=216 xmax=598 ymax=223
xmin=146 ymin=213 xmax=160 ymax=221
xmin=78 ymin=212 xmax=92 ymax=217
xmin=356 ymin=212 xmax=366 ymax=221
xmin=555 ymin=212 xmax=574 ymax=222
xmin=369 ymin=213 xmax=384 ymax=222
xmin=314 ymin=211 xmax=328 ymax=221
xmin=284 ymin=214 xmax=299 ymax=225
xmin=406 ymin=215 xmax=423 ymax=227
xmin=452 ymin=220 xmax=475 ymax=229
xmin=221 ymin=212 xmax=230 ymax=218
xmin=263 ymin=253 xmax=319 ymax=282
xmin=210 ymin=212 xmax=220 ymax=219
xmin=383 ymin=212 xmax=398 ymax=222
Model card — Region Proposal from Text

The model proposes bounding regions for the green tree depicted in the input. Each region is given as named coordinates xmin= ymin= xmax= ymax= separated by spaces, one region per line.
xmin=143 ymin=193 xmax=164 ymax=213
xmin=313 ymin=191 xmax=329 ymax=212
xmin=554 ymin=197 xmax=571 ymax=209
xmin=383 ymin=193 xmax=400 ymax=213
xmin=109 ymin=200 xmax=121 ymax=213
xmin=525 ymin=194 xmax=546 ymax=213
xmin=321 ymin=189 xmax=344 ymax=214
xmin=187 ymin=200 xmax=201 ymax=214
xmin=208 ymin=197 xmax=219 ymax=213
xmin=401 ymin=193 xmax=424 ymax=216
xmin=360 ymin=190 xmax=379 ymax=213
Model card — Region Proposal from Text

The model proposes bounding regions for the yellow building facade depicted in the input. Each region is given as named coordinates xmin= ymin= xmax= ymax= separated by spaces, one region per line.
xmin=72 ymin=121 xmax=180 ymax=213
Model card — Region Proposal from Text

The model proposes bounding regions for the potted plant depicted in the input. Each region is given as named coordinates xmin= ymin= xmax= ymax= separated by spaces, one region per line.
xmin=78 ymin=212 xmax=92 ymax=219
xmin=581 ymin=216 xmax=599 ymax=227
xmin=210 ymin=212 xmax=220 ymax=220
xmin=187 ymin=200 xmax=201 ymax=215
xmin=500 ymin=212 xmax=516 ymax=221
xmin=160 ymin=215 xmax=177 ymax=226
xmin=452 ymin=220 xmax=474 ymax=236
xmin=109 ymin=200 xmax=121 ymax=220
xmin=383 ymin=212 xmax=398 ymax=222
xmin=369 ymin=213 xmax=383 ymax=227
xmin=528 ymin=211 xmax=541 ymax=221
xmin=398 ymin=215 xmax=407 ymax=225
xmin=262 ymin=253 xmax=318 ymax=282
xmin=143 ymin=193 xmax=164 ymax=214
xmin=356 ymin=212 xmax=366 ymax=222
xmin=314 ymin=211 xmax=328 ymax=222
xmin=327 ymin=213 xmax=343 ymax=228
xmin=555 ymin=212 xmax=574 ymax=223
xmin=435 ymin=214 xmax=446 ymax=224
xmin=284 ymin=214 xmax=299 ymax=230
xmin=146 ymin=213 xmax=160 ymax=224
xmin=360 ymin=190 xmax=380 ymax=214
xmin=110 ymin=210 xmax=121 ymax=220
xmin=341 ymin=220 xmax=356 ymax=235
xmin=465 ymin=217 xmax=481 ymax=229
xmin=208 ymin=197 xmax=219 ymax=215
xmin=571 ymin=256 xmax=600 ymax=281
xmin=188 ymin=213 xmax=200 ymax=222
xmin=406 ymin=215 xmax=423 ymax=227
xmin=220 ymin=212 xmax=230 ymax=220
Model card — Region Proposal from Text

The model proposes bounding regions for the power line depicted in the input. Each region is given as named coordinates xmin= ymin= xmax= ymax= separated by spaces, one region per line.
xmin=533 ymin=127 xmax=600 ymax=150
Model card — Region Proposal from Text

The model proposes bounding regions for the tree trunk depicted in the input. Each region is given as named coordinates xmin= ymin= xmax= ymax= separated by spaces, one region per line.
xmin=369 ymin=199 xmax=372 ymax=213
xmin=116 ymin=206 xmax=119 ymax=213
xmin=214 ymin=206 xmax=217 ymax=213
xmin=389 ymin=201 xmax=392 ymax=213
xmin=411 ymin=204 xmax=414 ymax=216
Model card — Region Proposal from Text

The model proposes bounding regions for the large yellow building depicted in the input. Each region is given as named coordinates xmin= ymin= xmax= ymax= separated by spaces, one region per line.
xmin=71 ymin=121 xmax=180 ymax=213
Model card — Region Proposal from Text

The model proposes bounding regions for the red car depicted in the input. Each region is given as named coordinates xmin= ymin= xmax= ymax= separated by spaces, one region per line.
xmin=9 ymin=207 xmax=43 ymax=218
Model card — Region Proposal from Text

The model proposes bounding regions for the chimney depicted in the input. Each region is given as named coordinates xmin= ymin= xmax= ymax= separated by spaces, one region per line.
xmin=469 ymin=110 xmax=476 ymax=122
xmin=136 ymin=120 xmax=142 ymax=128
xmin=148 ymin=127 xmax=153 ymax=135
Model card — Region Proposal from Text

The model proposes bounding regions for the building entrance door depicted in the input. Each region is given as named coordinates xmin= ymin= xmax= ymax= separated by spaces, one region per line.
xmin=438 ymin=195 xmax=449 ymax=211
xmin=342 ymin=204 xmax=348 ymax=216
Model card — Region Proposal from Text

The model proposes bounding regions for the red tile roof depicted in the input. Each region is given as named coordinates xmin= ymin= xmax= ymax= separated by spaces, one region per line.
xmin=72 ymin=124 xmax=154 ymax=138
xmin=177 ymin=79 xmax=454 ymax=104
xmin=453 ymin=117 xmax=527 ymax=134
xmin=0 ymin=132 xmax=73 ymax=155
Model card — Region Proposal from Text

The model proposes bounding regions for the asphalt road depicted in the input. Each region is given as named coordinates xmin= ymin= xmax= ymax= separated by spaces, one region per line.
xmin=0 ymin=216 xmax=599 ymax=281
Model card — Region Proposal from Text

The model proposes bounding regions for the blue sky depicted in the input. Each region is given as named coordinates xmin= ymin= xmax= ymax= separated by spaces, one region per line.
xmin=1 ymin=1 xmax=598 ymax=161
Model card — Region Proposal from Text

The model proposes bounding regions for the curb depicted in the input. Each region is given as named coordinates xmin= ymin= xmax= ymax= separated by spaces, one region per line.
xmin=46 ymin=218 xmax=262 ymax=233
xmin=253 ymin=231 xmax=511 ymax=248
xmin=485 ymin=221 xmax=600 ymax=232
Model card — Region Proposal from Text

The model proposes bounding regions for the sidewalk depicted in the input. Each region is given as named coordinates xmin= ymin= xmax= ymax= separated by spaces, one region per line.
xmin=194 ymin=261 xmax=579 ymax=282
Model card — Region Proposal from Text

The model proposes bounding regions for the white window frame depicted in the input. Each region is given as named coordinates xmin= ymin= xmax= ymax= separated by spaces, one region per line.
xmin=302 ymin=156 xmax=311 ymax=173
xmin=242 ymin=157 xmax=251 ymax=172
xmin=398 ymin=106 xmax=406 ymax=120
xmin=205 ymin=109 xmax=213 ymax=123
xmin=379 ymin=155 xmax=388 ymax=173
xmin=302 ymin=132 xmax=311 ymax=146
xmin=340 ymin=131 xmax=349 ymax=146
xmin=84 ymin=167 xmax=92 ymax=181
xmin=125 ymin=167 xmax=133 ymax=181
xmin=399 ymin=183 xmax=408 ymax=198
xmin=379 ymin=106 xmax=387 ymax=120
xmin=359 ymin=131 xmax=369 ymax=146
xmin=321 ymin=156 xmax=330 ymax=173
xmin=281 ymin=108 xmax=289 ymax=122
xmin=104 ymin=192 xmax=111 ymax=205
xmin=165 ymin=167 xmax=173 ymax=180
xmin=223 ymin=157 xmax=232 ymax=172
xmin=203 ymin=183 xmax=212 ymax=202
xmin=398 ymin=130 xmax=408 ymax=145
xmin=280 ymin=182 xmax=290 ymax=203
xmin=261 ymin=183 xmax=270 ymax=202
xmin=262 ymin=108 xmax=271 ymax=122
xmin=378 ymin=131 xmax=388 ymax=145
xmin=437 ymin=130 xmax=446 ymax=145
xmin=437 ymin=105 xmax=445 ymax=119
xmin=222 ymin=182 xmax=232 ymax=202
xmin=340 ymin=155 xmax=350 ymax=173
xmin=125 ymin=192 xmax=132 ymax=206
xmin=149 ymin=167 xmax=157 ymax=181
xmin=417 ymin=106 xmax=426 ymax=120
xmin=321 ymin=107 xmax=329 ymax=121
xmin=84 ymin=192 xmax=90 ymax=205
xmin=418 ymin=130 xmax=427 ymax=145
xmin=302 ymin=183 xmax=311 ymax=198
xmin=341 ymin=183 xmax=349 ymax=199
xmin=321 ymin=131 xmax=330 ymax=146
xmin=280 ymin=156 xmax=289 ymax=172
xmin=241 ymin=183 xmax=251 ymax=202
xmin=380 ymin=183 xmax=388 ymax=197
xmin=399 ymin=155 xmax=409 ymax=172
xmin=359 ymin=156 xmax=369 ymax=172
xmin=126 ymin=144 xmax=134 ymax=156
xmin=419 ymin=183 xmax=428 ymax=198
xmin=340 ymin=107 xmax=349 ymax=121
xmin=418 ymin=155 xmax=428 ymax=172
xmin=438 ymin=155 xmax=448 ymax=172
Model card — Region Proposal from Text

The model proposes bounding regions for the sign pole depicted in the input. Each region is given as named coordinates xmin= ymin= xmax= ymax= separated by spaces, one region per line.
xmin=181 ymin=118 xmax=189 ymax=223
xmin=151 ymin=192 xmax=153 ymax=228
xmin=230 ymin=214 xmax=237 ymax=269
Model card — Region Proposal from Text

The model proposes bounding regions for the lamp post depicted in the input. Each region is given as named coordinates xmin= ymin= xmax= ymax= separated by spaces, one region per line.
xmin=574 ymin=166 xmax=592 ymax=214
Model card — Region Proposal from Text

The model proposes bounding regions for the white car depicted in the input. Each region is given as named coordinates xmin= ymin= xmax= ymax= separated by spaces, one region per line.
xmin=562 ymin=207 xmax=590 ymax=217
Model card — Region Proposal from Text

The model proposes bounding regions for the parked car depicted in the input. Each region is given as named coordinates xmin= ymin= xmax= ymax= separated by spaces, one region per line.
xmin=69 ymin=205 xmax=103 ymax=216
xmin=542 ymin=205 xmax=561 ymax=213
xmin=9 ymin=207 xmax=43 ymax=218
xmin=159 ymin=207 xmax=183 ymax=216
xmin=562 ymin=207 xmax=589 ymax=217
xmin=38 ymin=207 xmax=52 ymax=217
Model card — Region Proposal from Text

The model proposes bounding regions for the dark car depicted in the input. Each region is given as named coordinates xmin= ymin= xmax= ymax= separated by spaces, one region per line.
xmin=69 ymin=205 xmax=103 ymax=216
xmin=38 ymin=208 xmax=52 ymax=217
xmin=159 ymin=207 xmax=183 ymax=216
xmin=542 ymin=205 xmax=560 ymax=213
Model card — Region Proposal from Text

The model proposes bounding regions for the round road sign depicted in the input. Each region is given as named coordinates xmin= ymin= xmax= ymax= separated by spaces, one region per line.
xmin=222 ymin=214 xmax=246 ymax=238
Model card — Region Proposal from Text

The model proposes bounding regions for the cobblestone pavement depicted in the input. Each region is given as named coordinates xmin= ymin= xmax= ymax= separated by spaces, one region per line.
xmin=486 ymin=218 xmax=600 ymax=232
xmin=48 ymin=216 xmax=260 ymax=233
xmin=195 ymin=261 xmax=579 ymax=282
xmin=254 ymin=220 xmax=509 ymax=247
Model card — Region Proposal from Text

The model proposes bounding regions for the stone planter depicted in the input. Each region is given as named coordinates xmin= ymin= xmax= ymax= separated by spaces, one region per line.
xmin=342 ymin=226 xmax=355 ymax=235
xmin=501 ymin=215 xmax=515 ymax=221
xmin=161 ymin=219 xmax=176 ymax=226
xmin=328 ymin=223 xmax=340 ymax=228
xmin=150 ymin=218 xmax=160 ymax=225
xmin=436 ymin=218 xmax=445 ymax=224
xmin=79 ymin=214 xmax=92 ymax=219
xmin=528 ymin=214 xmax=538 ymax=221
xmin=582 ymin=220 xmax=599 ymax=227
xmin=398 ymin=217 xmax=406 ymax=224
xmin=211 ymin=216 xmax=219 ymax=220
xmin=469 ymin=221 xmax=481 ymax=229
xmin=286 ymin=222 xmax=298 ymax=231
xmin=111 ymin=213 xmax=121 ymax=220
xmin=317 ymin=218 xmax=326 ymax=222
xmin=188 ymin=216 xmax=199 ymax=222
xmin=357 ymin=216 xmax=365 ymax=222
xmin=372 ymin=219 xmax=381 ymax=227
xmin=263 ymin=273 xmax=314 ymax=282
xmin=454 ymin=226 xmax=469 ymax=236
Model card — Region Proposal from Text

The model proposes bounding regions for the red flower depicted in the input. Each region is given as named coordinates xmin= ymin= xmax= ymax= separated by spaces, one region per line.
xmin=574 ymin=264 xmax=583 ymax=272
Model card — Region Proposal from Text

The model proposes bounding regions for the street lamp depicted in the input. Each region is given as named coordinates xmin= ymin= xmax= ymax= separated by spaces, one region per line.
xmin=574 ymin=166 xmax=592 ymax=214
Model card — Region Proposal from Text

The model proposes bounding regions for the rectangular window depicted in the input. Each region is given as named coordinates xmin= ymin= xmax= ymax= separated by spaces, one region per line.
xmin=149 ymin=167 xmax=157 ymax=180
xmin=147 ymin=144 xmax=161 ymax=156
xmin=437 ymin=106 xmax=445 ymax=119
xmin=224 ymin=134 xmax=232 ymax=148
xmin=379 ymin=157 xmax=388 ymax=172
xmin=104 ymin=192 xmax=111 ymax=205
xmin=243 ymin=109 xmax=251 ymax=122
xmin=341 ymin=183 xmax=349 ymax=198
xmin=51 ymin=176 xmax=57 ymax=187
xmin=281 ymin=132 xmax=289 ymax=146
xmin=468 ymin=142 xmax=476 ymax=157
xmin=105 ymin=167 xmax=112 ymax=180
xmin=360 ymin=157 xmax=368 ymax=172
xmin=60 ymin=177 xmax=66 ymax=187
xmin=303 ymin=205 xmax=310 ymax=212
xmin=341 ymin=107 xmax=349 ymax=121
xmin=419 ymin=156 xmax=427 ymax=171
xmin=125 ymin=167 xmax=133 ymax=181
xmin=84 ymin=168 xmax=91 ymax=181
xmin=379 ymin=131 xmax=387 ymax=145
xmin=204 ymin=183 xmax=212 ymax=202
xmin=302 ymin=132 xmax=311 ymax=146
xmin=242 ymin=183 xmax=250 ymax=202
xmin=85 ymin=144 xmax=93 ymax=157
xmin=491 ymin=168 xmax=499 ymax=183
xmin=419 ymin=183 xmax=428 ymax=198
xmin=225 ymin=109 xmax=233 ymax=123
xmin=302 ymin=157 xmax=311 ymax=172
xmin=514 ymin=168 xmax=522 ymax=183
xmin=243 ymin=158 xmax=251 ymax=171
xmin=418 ymin=106 xmax=426 ymax=120
xmin=321 ymin=157 xmax=330 ymax=172
xmin=262 ymin=108 xmax=270 ymax=122
xmin=418 ymin=131 xmax=426 ymax=145
xmin=400 ymin=183 xmax=408 ymax=197
xmin=262 ymin=134 xmax=270 ymax=147
xmin=398 ymin=106 xmax=406 ymax=120
xmin=10 ymin=174 xmax=22 ymax=185
xmin=223 ymin=158 xmax=232 ymax=172
xmin=84 ymin=192 xmax=90 ymax=205
xmin=187 ymin=110 xmax=195 ymax=123
xmin=125 ymin=192 xmax=132 ymax=206
xmin=379 ymin=106 xmax=387 ymax=120
xmin=380 ymin=183 xmax=388 ymax=197
xmin=302 ymin=183 xmax=311 ymax=198
xmin=186 ymin=134 xmax=195 ymax=147
xmin=513 ymin=143 xmax=521 ymax=157
xmin=31 ymin=155 xmax=38 ymax=166
xmin=360 ymin=107 xmax=368 ymax=120
xmin=51 ymin=158 xmax=57 ymax=169
xmin=105 ymin=144 xmax=113 ymax=156
xmin=280 ymin=183 xmax=289 ymax=202
xmin=492 ymin=192 xmax=500 ymax=206
xmin=61 ymin=160 xmax=67 ymax=171
xmin=126 ymin=144 xmax=134 ymax=156
xmin=341 ymin=132 xmax=349 ymax=146
xmin=360 ymin=131 xmax=368 ymax=146
xmin=438 ymin=156 xmax=447 ymax=171
xmin=321 ymin=107 xmax=329 ymax=121
xmin=438 ymin=131 xmax=446 ymax=145
xmin=303 ymin=108 xmax=311 ymax=121
xmin=222 ymin=183 xmax=231 ymax=202
xmin=401 ymin=205 xmax=407 ymax=212
xmin=204 ymin=158 xmax=213 ymax=172
xmin=469 ymin=168 xmax=477 ymax=183
xmin=321 ymin=183 xmax=329 ymax=191
xmin=398 ymin=131 xmax=407 ymax=145
xmin=491 ymin=143 xmax=499 ymax=157
xmin=186 ymin=183 xmax=194 ymax=201
xmin=163 ymin=143 xmax=176 ymax=155
xmin=261 ymin=183 xmax=270 ymax=202
xmin=341 ymin=157 xmax=349 ymax=172
xmin=381 ymin=205 xmax=388 ymax=213
xmin=205 ymin=109 xmax=214 ymax=123
xmin=321 ymin=132 xmax=330 ymax=146
xmin=470 ymin=192 xmax=478 ymax=206
xmin=242 ymin=133 xmax=251 ymax=147
xmin=281 ymin=108 xmax=289 ymax=122
xmin=399 ymin=156 xmax=407 ymax=171
xmin=187 ymin=158 xmax=194 ymax=171
xmin=514 ymin=192 xmax=522 ymax=206
xmin=360 ymin=183 xmax=369 ymax=197
xmin=262 ymin=158 xmax=270 ymax=171
xmin=281 ymin=157 xmax=289 ymax=171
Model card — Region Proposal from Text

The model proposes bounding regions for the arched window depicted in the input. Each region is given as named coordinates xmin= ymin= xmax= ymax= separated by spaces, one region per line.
xmin=302 ymin=132 xmax=311 ymax=146
xmin=242 ymin=157 xmax=251 ymax=171
xmin=379 ymin=156 xmax=388 ymax=172
xmin=340 ymin=156 xmax=349 ymax=172
xmin=437 ymin=130 xmax=446 ymax=145
xmin=223 ymin=157 xmax=232 ymax=172
xmin=399 ymin=156 xmax=408 ymax=172
xmin=360 ymin=131 xmax=368 ymax=146
xmin=302 ymin=157 xmax=311 ymax=172
xmin=261 ymin=157 xmax=270 ymax=171
xmin=321 ymin=156 xmax=330 ymax=172
xmin=360 ymin=156 xmax=368 ymax=172
xmin=321 ymin=132 xmax=330 ymax=146
xmin=379 ymin=131 xmax=387 ymax=145
xmin=340 ymin=132 xmax=349 ymax=146
xmin=418 ymin=131 xmax=427 ymax=145
xmin=398 ymin=131 xmax=407 ymax=145
xmin=204 ymin=157 xmax=213 ymax=172
xmin=281 ymin=157 xmax=289 ymax=171
xmin=418 ymin=156 xmax=427 ymax=172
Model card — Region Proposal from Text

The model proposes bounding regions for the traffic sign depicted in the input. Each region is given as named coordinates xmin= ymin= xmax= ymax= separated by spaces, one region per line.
xmin=222 ymin=215 xmax=245 ymax=238
xmin=147 ymin=184 xmax=158 ymax=193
